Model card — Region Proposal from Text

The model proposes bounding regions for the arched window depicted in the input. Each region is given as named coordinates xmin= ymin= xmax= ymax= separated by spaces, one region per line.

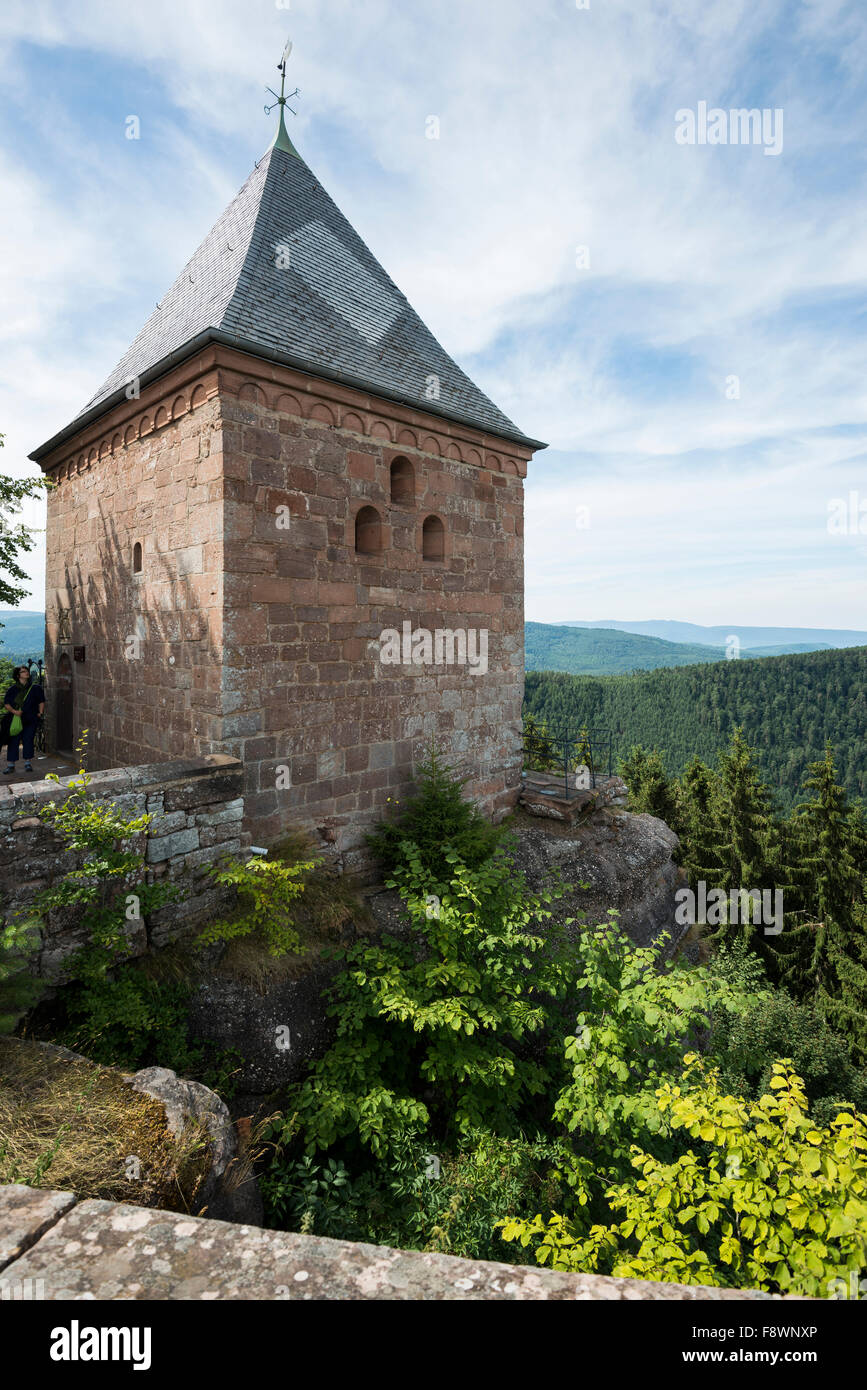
xmin=422 ymin=515 xmax=445 ymax=561
xmin=355 ymin=506 xmax=383 ymax=555
xmin=132 ymin=541 xmax=143 ymax=574
xmin=390 ymin=456 xmax=414 ymax=506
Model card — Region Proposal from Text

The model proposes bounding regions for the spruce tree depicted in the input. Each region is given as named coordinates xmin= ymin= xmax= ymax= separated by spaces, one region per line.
xmin=773 ymin=746 xmax=867 ymax=1060
xmin=618 ymin=746 xmax=680 ymax=828
xmin=703 ymin=729 xmax=785 ymax=955
xmin=675 ymin=755 xmax=720 ymax=885
xmin=522 ymin=714 xmax=558 ymax=773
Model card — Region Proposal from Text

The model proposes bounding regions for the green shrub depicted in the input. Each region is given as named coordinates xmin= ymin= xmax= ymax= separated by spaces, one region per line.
xmin=26 ymin=753 xmax=176 ymax=985
xmin=200 ymin=851 xmax=313 ymax=956
xmin=710 ymin=989 xmax=867 ymax=1125
xmin=281 ymin=845 xmax=580 ymax=1159
xmin=261 ymin=1128 xmax=563 ymax=1262
xmin=57 ymin=962 xmax=240 ymax=1093
xmin=501 ymin=1055 xmax=867 ymax=1297
xmin=21 ymin=748 xmax=236 ymax=1090
xmin=366 ymin=744 xmax=505 ymax=880
xmin=0 ymin=915 xmax=44 ymax=1035
xmin=550 ymin=920 xmax=721 ymax=1209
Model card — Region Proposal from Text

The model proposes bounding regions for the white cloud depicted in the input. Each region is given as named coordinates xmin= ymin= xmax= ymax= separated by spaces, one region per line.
xmin=0 ymin=0 xmax=865 ymax=625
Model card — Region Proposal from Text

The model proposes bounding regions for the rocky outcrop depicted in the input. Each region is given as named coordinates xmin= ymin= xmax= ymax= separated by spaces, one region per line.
xmin=0 ymin=1038 xmax=260 ymax=1226
xmin=509 ymin=807 xmax=687 ymax=949
xmin=184 ymin=957 xmax=340 ymax=1104
xmin=367 ymin=807 xmax=687 ymax=953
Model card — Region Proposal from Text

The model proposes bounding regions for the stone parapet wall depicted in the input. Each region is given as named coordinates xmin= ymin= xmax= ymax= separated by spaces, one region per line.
xmin=0 ymin=1184 xmax=779 ymax=1301
xmin=0 ymin=755 xmax=245 ymax=981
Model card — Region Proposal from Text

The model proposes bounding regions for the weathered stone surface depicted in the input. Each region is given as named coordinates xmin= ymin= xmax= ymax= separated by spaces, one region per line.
xmin=185 ymin=959 xmax=340 ymax=1097
xmin=1 ymin=1192 xmax=779 ymax=1300
xmin=146 ymin=827 xmax=200 ymax=862
xmin=520 ymin=774 xmax=629 ymax=824
xmin=128 ymin=1067 xmax=261 ymax=1225
xmin=368 ymin=810 xmax=686 ymax=952
xmin=509 ymin=809 xmax=688 ymax=949
xmin=163 ymin=770 xmax=245 ymax=812
xmin=0 ymin=1184 xmax=76 ymax=1271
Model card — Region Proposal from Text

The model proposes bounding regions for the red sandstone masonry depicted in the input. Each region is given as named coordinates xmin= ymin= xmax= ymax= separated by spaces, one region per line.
xmin=38 ymin=346 xmax=535 ymax=869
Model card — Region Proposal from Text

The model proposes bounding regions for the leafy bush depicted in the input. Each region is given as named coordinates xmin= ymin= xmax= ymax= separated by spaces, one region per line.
xmin=366 ymin=744 xmax=505 ymax=880
xmin=501 ymin=1056 xmax=867 ymax=1297
xmin=0 ymin=914 xmax=44 ymax=1035
xmin=710 ymin=989 xmax=867 ymax=1126
xmin=551 ymin=920 xmax=723 ymax=1212
xmin=281 ymin=845 xmax=580 ymax=1159
xmin=200 ymin=850 xmax=313 ymax=956
xmin=27 ymin=756 xmax=176 ymax=985
xmin=57 ymin=961 xmax=240 ymax=1093
xmin=262 ymin=1127 xmax=563 ymax=1262
xmin=20 ymin=751 xmax=236 ymax=1089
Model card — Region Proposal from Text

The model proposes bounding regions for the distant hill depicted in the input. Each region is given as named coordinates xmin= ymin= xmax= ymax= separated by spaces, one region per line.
xmin=525 ymin=622 xmax=802 ymax=676
xmin=524 ymin=645 xmax=867 ymax=809
xmin=0 ymin=611 xmax=44 ymax=660
xmin=559 ymin=619 xmax=867 ymax=652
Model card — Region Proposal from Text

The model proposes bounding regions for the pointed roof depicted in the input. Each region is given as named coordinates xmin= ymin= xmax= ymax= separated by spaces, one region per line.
xmin=32 ymin=137 xmax=544 ymax=459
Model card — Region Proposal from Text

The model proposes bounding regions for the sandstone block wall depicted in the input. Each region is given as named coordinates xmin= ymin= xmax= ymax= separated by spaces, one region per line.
xmin=0 ymin=755 xmax=244 ymax=981
xmin=43 ymin=354 xmax=226 ymax=772
xmin=217 ymin=358 xmax=527 ymax=868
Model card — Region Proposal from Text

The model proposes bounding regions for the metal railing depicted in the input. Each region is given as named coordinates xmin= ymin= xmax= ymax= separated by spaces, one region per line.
xmin=522 ymin=725 xmax=614 ymax=799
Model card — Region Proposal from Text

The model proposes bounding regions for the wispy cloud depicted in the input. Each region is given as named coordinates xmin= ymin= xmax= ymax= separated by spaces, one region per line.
xmin=0 ymin=0 xmax=865 ymax=624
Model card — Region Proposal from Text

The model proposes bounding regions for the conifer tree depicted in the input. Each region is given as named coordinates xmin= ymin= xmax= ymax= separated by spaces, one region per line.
xmin=522 ymin=713 xmax=558 ymax=773
xmin=619 ymin=746 xmax=680 ymax=829
xmin=702 ymin=729 xmax=785 ymax=956
xmin=675 ymin=755 xmax=720 ymax=885
xmin=773 ymin=746 xmax=867 ymax=1060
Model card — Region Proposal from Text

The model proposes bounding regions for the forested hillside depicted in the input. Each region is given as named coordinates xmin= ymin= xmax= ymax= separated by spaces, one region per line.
xmin=526 ymin=621 xmax=777 ymax=674
xmin=523 ymin=644 xmax=867 ymax=807
xmin=0 ymin=610 xmax=44 ymax=660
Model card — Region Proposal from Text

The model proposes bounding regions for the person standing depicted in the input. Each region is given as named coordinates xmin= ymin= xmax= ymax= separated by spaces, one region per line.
xmin=2 ymin=666 xmax=46 ymax=775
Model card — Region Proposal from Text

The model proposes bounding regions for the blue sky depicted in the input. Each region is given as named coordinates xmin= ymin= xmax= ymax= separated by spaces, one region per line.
xmin=1 ymin=0 xmax=866 ymax=626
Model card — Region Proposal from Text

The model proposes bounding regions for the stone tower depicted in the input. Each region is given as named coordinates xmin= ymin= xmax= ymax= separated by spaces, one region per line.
xmin=30 ymin=101 xmax=545 ymax=870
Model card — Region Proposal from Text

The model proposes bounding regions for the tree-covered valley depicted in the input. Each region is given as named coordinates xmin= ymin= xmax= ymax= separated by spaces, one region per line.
xmin=524 ymin=644 xmax=867 ymax=810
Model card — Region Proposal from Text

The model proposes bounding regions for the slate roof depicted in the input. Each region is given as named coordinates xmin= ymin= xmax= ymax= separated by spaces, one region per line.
xmin=32 ymin=139 xmax=543 ymax=457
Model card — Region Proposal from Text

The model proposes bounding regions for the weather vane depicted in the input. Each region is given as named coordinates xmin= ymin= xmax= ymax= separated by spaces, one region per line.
xmin=265 ymin=38 xmax=300 ymax=118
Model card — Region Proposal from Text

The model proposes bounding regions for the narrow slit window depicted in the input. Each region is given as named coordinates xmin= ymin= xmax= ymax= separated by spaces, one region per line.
xmin=355 ymin=506 xmax=383 ymax=555
xmin=390 ymin=457 xmax=414 ymax=506
xmin=422 ymin=515 xmax=445 ymax=561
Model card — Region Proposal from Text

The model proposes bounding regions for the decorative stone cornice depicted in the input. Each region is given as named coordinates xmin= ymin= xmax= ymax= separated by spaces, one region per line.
xmin=36 ymin=344 xmax=536 ymax=483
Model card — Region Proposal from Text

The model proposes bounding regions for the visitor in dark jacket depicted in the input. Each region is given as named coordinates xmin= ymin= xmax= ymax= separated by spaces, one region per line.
xmin=2 ymin=667 xmax=46 ymax=775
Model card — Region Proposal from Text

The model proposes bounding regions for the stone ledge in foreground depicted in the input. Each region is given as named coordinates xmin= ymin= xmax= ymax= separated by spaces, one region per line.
xmin=0 ymin=1185 xmax=788 ymax=1300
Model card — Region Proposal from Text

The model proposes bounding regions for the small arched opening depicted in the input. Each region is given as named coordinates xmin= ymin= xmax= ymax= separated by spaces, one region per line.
xmin=355 ymin=505 xmax=383 ymax=555
xmin=390 ymin=456 xmax=415 ymax=506
xmin=422 ymin=514 xmax=445 ymax=562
